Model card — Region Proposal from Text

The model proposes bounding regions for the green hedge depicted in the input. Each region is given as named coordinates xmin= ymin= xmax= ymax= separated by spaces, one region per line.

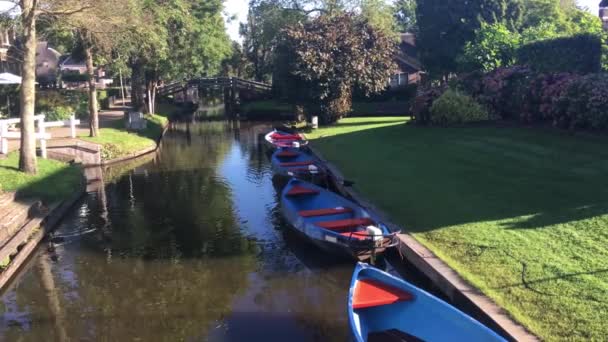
xmin=517 ymin=34 xmax=602 ymax=74
xmin=62 ymin=73 xmax=90 ymax=82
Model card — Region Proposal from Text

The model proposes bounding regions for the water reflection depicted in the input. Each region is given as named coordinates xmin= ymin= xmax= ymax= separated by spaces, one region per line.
xmin=0 ymin=120 xmax=352 ymax=341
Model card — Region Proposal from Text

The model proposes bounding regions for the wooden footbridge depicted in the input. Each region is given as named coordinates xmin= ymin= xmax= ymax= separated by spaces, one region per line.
xmin=158 ymin=77 xmax=271 ymax=97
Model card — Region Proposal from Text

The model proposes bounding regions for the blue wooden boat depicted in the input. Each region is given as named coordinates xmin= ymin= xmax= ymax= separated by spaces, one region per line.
xmin=271 ymin=147 xmax=325 ymax=179
xmin=348 ymin=263 xmax=507 ymax=342
xmin=264 ymin=129 xmax=308 ymax=149
xmin=280 ymin=179 xmax=399 ymax=261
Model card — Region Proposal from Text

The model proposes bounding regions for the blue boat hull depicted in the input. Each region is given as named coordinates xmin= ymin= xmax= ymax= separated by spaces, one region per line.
xmin=270 ymin=147 xmax=325 ymax=181
xmin=348 ymin=263 xmax=508 ymax=342
xmin=280 ymin=179 xmax=398 ymax=261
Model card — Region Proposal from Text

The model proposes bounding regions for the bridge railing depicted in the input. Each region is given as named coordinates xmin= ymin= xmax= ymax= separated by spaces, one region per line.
xmin=158 ymin=77 xmax=271 ymax=96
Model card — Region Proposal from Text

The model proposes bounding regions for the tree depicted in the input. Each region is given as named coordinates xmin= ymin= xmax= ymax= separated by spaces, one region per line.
xmin=221 ymin=42 xmax=252 ymax=78
xmin=279 ymin=14 xmax=396 ymax=123
xmin=360 ymin=0 xmax=397 ymax=37
xmin=240 ymin=0 xmax=305 ymax=82
xmin=3 ymin=0 xmax=94 ymax=173
xmin=416 ymin=0 xmax=516 ymax=80
xmin=458 ymin=22 xmax=521 ymax=72
xmin=393 ymin=0 xmax=416 ymax=32
xmin=49 ymin=0 xmax=136 ymax=137
xmin=123 ymin=0 xmax=230 ymax=115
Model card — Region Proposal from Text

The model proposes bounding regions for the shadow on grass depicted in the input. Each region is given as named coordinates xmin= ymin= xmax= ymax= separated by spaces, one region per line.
xmin=310 ymin=122 xmax=608 ymax=232
xmin=11 ymin=164 xmax=83 ymax=204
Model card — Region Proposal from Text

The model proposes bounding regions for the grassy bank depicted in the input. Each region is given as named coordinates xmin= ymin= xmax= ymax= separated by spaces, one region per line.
xmin=0 ymin=153 xmax=82 ymax=203
xmin=306 ymin=117 xmax=608 ymax=340
xmin=80 ymin=113 xmax=168 ymax=160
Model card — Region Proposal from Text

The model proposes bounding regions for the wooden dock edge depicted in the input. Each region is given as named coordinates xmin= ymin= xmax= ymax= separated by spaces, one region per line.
xmin=307 ymin=145 xmax=539 ymax=342
xmin=0 ymin=182 xmax=86 ymax=292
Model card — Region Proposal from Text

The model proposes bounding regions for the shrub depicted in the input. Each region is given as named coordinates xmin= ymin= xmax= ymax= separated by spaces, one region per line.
xmin=45 ymin=106 xmax=74 ymax=121
xmin=61 ymin=72 xmax=90 ymax=83
xmin=455 ymin=66 xmax=608 ymax=131
xmin=411 ymin=86 xmax=445 ymax=124
xmin=429 ymin=89 xmax=489 ymax=125
xmin=517 ymin=34 xmax=602 ymax=74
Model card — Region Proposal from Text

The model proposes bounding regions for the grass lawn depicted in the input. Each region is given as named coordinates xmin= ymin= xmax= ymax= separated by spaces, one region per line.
xmin=0 ymin=153 xmax=82 ymax=203
xmin=306 ymin=117 xmax=608 ymax=341
xmin=80 ymin=113 xmax=168 ymax=160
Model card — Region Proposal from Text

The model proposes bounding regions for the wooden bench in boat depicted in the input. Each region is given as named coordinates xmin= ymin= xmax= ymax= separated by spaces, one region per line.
xmin=286 ymin=186 xmax=320 ymax=197
xmin=280 ymin=161 xmax=316 ymax=167
xmin=353 ymin=278 xmax=413 ymax=310
xmin=316 ymin=218 xmax=374 ymax=230
xmin=276 ymin=150 xmax=300 ymax=158
xmin=299 ymin=207 xmax=353 ymax=217
xmin=271 ymin=133 xmax=301 ymax=140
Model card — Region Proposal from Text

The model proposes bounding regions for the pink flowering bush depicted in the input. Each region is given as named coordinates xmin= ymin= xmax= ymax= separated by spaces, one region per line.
xmin=458 ymin=66 xmax=608 ymax=130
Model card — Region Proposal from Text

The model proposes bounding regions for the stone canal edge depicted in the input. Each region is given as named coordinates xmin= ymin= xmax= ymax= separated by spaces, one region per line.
xmin=308 ymin=145 xmax=539 ymax=342
xmin=0 ymin=123 xmax=169 ymax=292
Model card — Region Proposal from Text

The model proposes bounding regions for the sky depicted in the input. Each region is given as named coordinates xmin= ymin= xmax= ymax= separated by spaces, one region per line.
xmin=223 ymin=0 xmax=601 ymax=43
xmin=0 ymin=0 xmax=600 ymax=43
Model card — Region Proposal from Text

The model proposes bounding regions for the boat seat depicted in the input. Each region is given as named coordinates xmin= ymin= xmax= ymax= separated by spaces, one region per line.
xmin=272 ymin=133 xmax=301 ymax=140
xmin=353 ymin=278 xmax=413 ymax=310
xmin=317 ymin=218 xmax=374 ymax=230
xmin=299 ymin=207 xmax=353 ymax=217
xmin=368 ymin=329 xmax=424 ymax=342
xmin=286 ymin=185 xmax=320 ymax=197
xmin=280 ymin=161 xmax=315 ymax=167
xmin=340 ymin=231 xmax=370 ymax=240
xmin=276 ymin=151 xmax=300 ymax=158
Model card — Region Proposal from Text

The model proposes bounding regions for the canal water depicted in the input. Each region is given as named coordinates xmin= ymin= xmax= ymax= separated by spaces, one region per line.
xmin=0 ymin=120 xmax=360 ymax=341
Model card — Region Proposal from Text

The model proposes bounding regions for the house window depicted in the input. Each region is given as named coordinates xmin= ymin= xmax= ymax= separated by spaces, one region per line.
xmin=390 ymin=72 xmax=408 ymax=87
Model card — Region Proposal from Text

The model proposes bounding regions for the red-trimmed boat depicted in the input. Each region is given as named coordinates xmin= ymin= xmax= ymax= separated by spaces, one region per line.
xmin=264 ymin=129 xmax=308 ymax=149
xmin=280 ymin=179 xmax=399 ymax=261
xmin=349 ymin=263 xmax=507 ymax=342
xmin=271 ymin=147 xmax=326 ymax=182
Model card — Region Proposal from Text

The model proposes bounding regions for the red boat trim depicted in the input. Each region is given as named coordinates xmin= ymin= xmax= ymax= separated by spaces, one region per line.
xmin=353 ymin=278 xmax=413 ymax=310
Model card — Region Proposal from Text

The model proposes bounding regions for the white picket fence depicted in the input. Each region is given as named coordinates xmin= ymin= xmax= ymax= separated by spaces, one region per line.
xmin=0 ymin=115 xmax=80 ymax=157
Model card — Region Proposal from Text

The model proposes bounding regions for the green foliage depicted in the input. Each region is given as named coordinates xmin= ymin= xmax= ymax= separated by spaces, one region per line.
xmin=392 ymin=0 xmax=416 ymax=32
xmin=279 ymin=14 xmax=397 ymax=123
xmin=240 ymin=0 xmax=306 ymax=82
xmin=517 ymin=34 xmax=602 ymax=73
xmin=458 ymin=66 xmax=608 ymax=130
xmin=458 ymin=22 xmax=521 ymax=72
xmin=416 ymin=0 xmax=517 ymax=79
xmin=61 ymin=72 xmax=90 ymax=82
xmin=45 ymin=105 xmax=74 ymax=121
xmin=360 ymin=0 xmax=397 ymax=37
xmin=240 ymin=100 xmax=293 ymax=119
xmin=429 ymin=89 xmax=489 ymax=125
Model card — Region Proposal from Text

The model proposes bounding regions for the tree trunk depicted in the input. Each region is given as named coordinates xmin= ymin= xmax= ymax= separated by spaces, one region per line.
xmin=130 ymin=60 xmax=146 ymax=113
xmin=85 ymin=45 xmax=99 ymax=137
xmin=147 ymin=80 xmax=157 ymax=114
xmin=18 ymin=0 xmax=38 ymax=174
